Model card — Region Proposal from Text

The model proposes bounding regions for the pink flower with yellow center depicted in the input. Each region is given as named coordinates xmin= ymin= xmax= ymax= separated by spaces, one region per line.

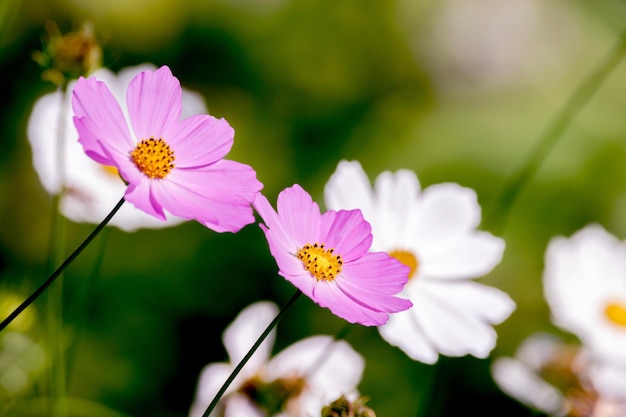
xmin=253 ymin=184 xmax=412 ymax=326
xmin=71 ymin=65 xmax=262 ymax=232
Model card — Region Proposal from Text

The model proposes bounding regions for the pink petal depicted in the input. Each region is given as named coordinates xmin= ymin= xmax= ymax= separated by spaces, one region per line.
xmin=312 ymin=281 xmax=389 ymax=326
xmin=342 ymin=252 xmax=410 ymax=295
xmin=254 ymin=194 xmax=298 ymax=254
xmin=161 ymin=160 xmax=261 ymax=232
xmin=169 ymin=115 xmax=233 ymax=168
xmin=319 ymin=209 xmax=372 ymax=262
xmin=126 ymin=66 xmax=182 ymax=141
xmin=124 ymin=179 xmax=166 ymax=220
xmin=71 ymin=76 xmax=134 ymax=164
xmin=276 ymin=185 xmax=322 ymax=245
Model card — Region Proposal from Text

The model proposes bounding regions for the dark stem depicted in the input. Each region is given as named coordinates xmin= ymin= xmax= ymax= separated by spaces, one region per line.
xmin=201 ymin=290 xmax=303 ymax=417
xmin=0 ymin=197 xmax=125 ymax=333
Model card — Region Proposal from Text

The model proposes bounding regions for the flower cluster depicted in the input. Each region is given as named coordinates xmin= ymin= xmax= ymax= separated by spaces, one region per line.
xmin=13 ymin=62 xmax=519 ymax=417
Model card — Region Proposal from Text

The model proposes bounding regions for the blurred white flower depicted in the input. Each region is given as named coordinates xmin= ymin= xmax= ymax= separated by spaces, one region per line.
xmin=27 ymin=64 xmax=207 ymax=232
xmin=543 ymin=224 xmax=626 ymax=365
xmin=492 ymin=332 xmax=626 ymax=417
xmin=491 ymin=333 xmax=569 ymax=416
xmin=189 ymin=301 xmax=364 ymax=417
xmin=324 ymin=160 xmax=515 ymax=364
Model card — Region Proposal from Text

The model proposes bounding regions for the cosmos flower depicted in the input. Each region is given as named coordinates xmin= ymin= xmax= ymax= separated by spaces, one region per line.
xmin=543 ymin=224 xmax=626 ymax=368
xmin=188 ymin=301 xmax=364 ymax=417
xmin=71 ymin=65 xmax=262 ymax=232
xmin=492 ymin=332 xmax=626 ymax=417
xmin=28 ymin=64 xmax=205 ymax=231
xmin=324 ymin=160 xmax=514 ymax=363
xmin=253 ymin=184 xmax=412 ymax=326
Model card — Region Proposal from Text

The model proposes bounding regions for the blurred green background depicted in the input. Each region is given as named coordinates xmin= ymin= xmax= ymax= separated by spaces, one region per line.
xmin=2 ymin=0 xmax=626 ymax=415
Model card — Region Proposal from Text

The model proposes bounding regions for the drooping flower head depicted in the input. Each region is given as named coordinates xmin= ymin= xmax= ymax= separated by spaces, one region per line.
xmin=189 ymin=301 xmax=365 ymax=417
xmin=324 ymin=160 xmax=514 ymax=362
xmin=71 ymin=65 xmax=262 ymax=232
xmin=28 ymin=64 xmax=209 ymax=231
xmin=543 ymin=224 xmax=626 ymax=367
xmin=253 ymin=184 xmax=412 ymax=326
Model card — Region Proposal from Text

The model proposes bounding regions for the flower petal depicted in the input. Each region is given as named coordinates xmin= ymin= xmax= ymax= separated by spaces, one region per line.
xmin=276 ymin=185 xmax=322 ymax=245
xmin=72 ymin=76 xmax=134 ymax=165
xmin=169 ymin=114 xmax=234 ymax=168
xmin=124 ymin=178 xmax=166 ymax=220
xmin=312 ymin=281 xmax=389 ymax=326
xmin=319 ymin=209 xmax=372 ymax=262
xmin=420 ymin=231 xmax=505 ymax=279
xmin=188 ymin=362 xmax=233 ymax=417
xmin=151 ymin=160 xmax=261 ymax=232
xmin=223 ymin=301 xmax=278 ymax=372
xmin=324 ymin=160 xmax=376 ymax=220
xmin=126 ymin=65 xmax=182 ymax=140
xmin=413 ymin=183 xmax=482 ymax=252
xmin=405 ymin=279 xmax=513 ymax=358
xmin=378 ymin=308 xmax=439 ymax=364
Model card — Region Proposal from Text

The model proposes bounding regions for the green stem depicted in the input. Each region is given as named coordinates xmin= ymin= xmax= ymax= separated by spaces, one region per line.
xmin=201 ymin=290 xmax=302 ymax=417
xmin=0 ymin=197 xmax=125 ymax=333
xmin=487 ymin=29 xmax=626 ymax=233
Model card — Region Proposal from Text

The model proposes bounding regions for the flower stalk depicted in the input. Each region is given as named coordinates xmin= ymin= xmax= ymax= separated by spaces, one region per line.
xmin=487 ymin=28 xmax=626 ymax=233
xmin=201 ymin=290 xmax=302 ymax=417
xmin=0 ymin=197 xmax=125 ymax=333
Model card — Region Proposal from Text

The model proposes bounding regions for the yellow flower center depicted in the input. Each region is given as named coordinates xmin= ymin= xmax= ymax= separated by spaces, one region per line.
xmin=297 ymin=243 xmax=343 ymax=281
xmin=604 ymin=301 xmax=626 ymax=327
xmin=389 ymin=249 xmax=419 ymax=280
xmin=130 ymin=137 xmax=175 ymax=179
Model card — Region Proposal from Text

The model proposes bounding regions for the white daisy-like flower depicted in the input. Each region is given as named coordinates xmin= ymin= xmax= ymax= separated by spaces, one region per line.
xmin=543 ymin=224 xmax=626 ymax=365
xmin=188 ymin=301 xmax=364 ymax=417
xmin=491 ymin=333 xmax=569 ymax=416
xmin=27 ymin=64 xmax=207 ymax=232
xmin=324 ymin=160 xmax=515 ymax=364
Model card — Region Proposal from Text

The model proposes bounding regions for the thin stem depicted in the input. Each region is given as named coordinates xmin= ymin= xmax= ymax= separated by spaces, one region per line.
xmin=0 ymin=197 xmax=126 ymax=333
xmin=487 ymin=28 xmax=626 ymax=233
xmin=201 ymin=290 xmax=303 ymax=417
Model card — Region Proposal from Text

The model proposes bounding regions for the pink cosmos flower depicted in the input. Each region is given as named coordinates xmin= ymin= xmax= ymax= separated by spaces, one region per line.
xmin=71 ymin=65 xmax=262 ymax=232
xmin=253 ymin=184 xmax=412 ymax=326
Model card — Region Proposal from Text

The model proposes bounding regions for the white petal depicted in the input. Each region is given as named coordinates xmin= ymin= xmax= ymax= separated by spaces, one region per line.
xmin=223 ymin=394 xmax=265 ymax=417
xmin=420 ymin=231 xmax=504 ymax=279
xmin=371 ymin=169 xmax=421 ymax=250
xmin=27 ymin=90 xmax=65 ymax=194
xmin=413 ymin=183 xmax=482 ymax=253
xmin=324 ymin=160 xmax=376 ymax=223
xmin=378 ymin=307 xmax=439 ymax=364
xmin=223 ymin=301 xmax=278 ymax=377
xmin=188 ymin=363 xmax=233 ymax=417
xmin=491 ymin=357 xmax=565 ymax=414
xmin=405 ymin=280 xmax=513 ymax=358
xmin=589 ymin=360 xmax=626 ymax=400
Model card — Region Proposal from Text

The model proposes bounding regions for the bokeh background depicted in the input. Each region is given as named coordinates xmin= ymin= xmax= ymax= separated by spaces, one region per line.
xmin=2 ymin=0 xmax=626 ymax=415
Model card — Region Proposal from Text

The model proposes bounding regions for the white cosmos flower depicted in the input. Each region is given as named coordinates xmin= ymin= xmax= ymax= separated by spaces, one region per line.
xmin=189 ymin=301 xmax=364 ymax=417
xmin=324 ymin=160 xmax=515 ymax=364
xmin=27 ymin=64 xmax=207 ymax=232
xmin=543 ymin=224 xmax=626 ymax=365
